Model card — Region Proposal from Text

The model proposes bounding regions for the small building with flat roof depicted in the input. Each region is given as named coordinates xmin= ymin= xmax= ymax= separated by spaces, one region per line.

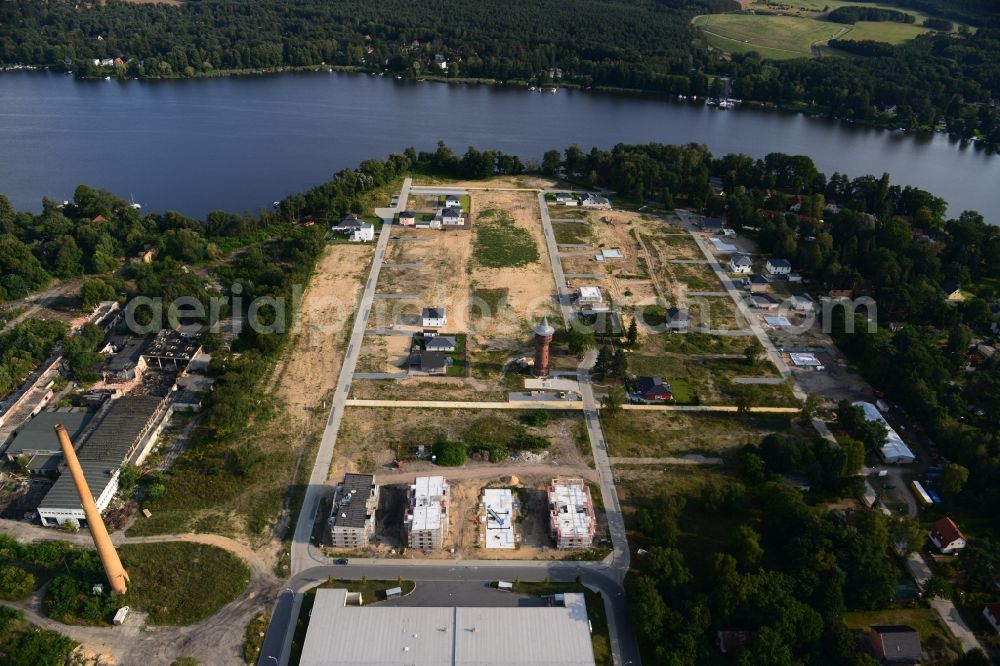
xmin=482 ymin=488 xmax=516 ymax=549
xmin=405 ymin=475 xmax=450 ymax=550
xmin=299 ymin=588 xmax=596 ymax=666
xmin=328 ymin=473 xmax=379 ymax=549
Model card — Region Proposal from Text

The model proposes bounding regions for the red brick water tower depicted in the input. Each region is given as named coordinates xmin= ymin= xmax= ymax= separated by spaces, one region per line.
xmin=533 ymin=316 xmax=555 ymax=377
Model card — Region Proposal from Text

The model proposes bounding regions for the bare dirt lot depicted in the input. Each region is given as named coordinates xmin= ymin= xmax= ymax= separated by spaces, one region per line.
xmin=468 ymin=190 xmax=557 ymax=347
xmin=331 ymin=407 xmax=591 ymax=482
xmin=372 ymin=229 xmax=473 ymax=334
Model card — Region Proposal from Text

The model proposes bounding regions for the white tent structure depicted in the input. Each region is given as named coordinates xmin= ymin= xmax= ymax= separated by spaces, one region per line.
xmin=852 ymin=401 xmax=915 ymax=464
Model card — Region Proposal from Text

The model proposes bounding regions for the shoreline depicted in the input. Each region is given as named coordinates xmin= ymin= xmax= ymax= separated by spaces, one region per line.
xmin=4 ymin=64 xmax=994 ymax=151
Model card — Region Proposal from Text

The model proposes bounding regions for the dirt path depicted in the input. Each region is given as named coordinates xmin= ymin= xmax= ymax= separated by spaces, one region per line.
xmin=374 ymin=461 xmax=599 ymax=485
xmin=0 ymin=519 xmax=281 ymax=665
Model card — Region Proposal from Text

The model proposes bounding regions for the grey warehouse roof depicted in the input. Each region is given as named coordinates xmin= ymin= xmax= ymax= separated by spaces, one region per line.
xmin=300 ymin=588 xmax=596 ymax=666
xmin=4 ymin=410 xmax=91 ymax=458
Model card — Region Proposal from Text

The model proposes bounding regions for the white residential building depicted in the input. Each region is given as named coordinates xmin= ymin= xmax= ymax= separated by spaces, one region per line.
xmin=444 ymin=194 xmax=461 ymax=208
xmin=766 ymin=258 xmax=792 ymax=276
xmin=350 ymin=223 xmax=375 ymax=242
xmin=421 ymin=307 xmax=447 ymax=329
xmin=729 ymin=254 xmax=752 ymax=274
xmin=405 ymin=476 xmax=450 ymax=550
xmin=547 ymin=478 xmax=596 ymax=549
xmin=574 ymin=286 xmax=606 ymax=312
xmin=579 ymin=193 xmax=611 ymax=209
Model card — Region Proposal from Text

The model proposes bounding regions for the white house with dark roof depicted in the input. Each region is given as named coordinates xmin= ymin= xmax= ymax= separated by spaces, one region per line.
xmin=444 ymin=194 xmax=461 ymax=208
xmin=580 ymin=193 xmax=611 ymax=209
xmin=729 ymin=254 xmax=753 ymax=274
xmin=398 ymin=211 xmax=416 ymax=226
xmin=350 ymin=223 xmax=375 ymax=243
xmin=421 ymin=307 xmax=447 ymax=329
xmin=437 ymin=207 xmax=466 ymax=226
xmin=766 ymin=258 xmax=792 ymax=276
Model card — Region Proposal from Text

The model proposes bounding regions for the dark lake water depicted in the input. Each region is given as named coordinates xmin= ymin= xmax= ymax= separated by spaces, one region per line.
xmin=0 ymin=71 xmax=997 ymax=221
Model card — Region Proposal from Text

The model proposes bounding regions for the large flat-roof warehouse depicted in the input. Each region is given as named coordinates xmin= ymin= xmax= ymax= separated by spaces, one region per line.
xmin=300 ymin=588 xmax=596 ymax=666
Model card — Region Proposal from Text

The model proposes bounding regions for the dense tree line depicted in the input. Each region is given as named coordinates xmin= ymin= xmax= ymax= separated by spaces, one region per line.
xmin=826 ymin=6 xmax=915 ymax=24
xmin=627 ymin=477 xmax=900 ymax=663
xmin=0 ymin=319 xmax=66 ymax=399
xmin=1 ymin=0 xmax=997 ymax=145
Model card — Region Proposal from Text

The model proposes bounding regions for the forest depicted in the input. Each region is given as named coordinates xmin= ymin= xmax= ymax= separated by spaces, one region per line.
xmin=0 ymin=0 xmax=998 ymax=146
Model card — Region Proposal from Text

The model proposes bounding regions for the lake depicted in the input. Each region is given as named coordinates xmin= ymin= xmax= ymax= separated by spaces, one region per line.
xmin=0 ymin=71 xmax=997 ymax=221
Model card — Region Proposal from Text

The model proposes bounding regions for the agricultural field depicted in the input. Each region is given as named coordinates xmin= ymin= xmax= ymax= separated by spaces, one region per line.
xmin=693 ymin=14 xmax=847 ymax=59
xmin=694 ymin=0 xmax=949 ymax=60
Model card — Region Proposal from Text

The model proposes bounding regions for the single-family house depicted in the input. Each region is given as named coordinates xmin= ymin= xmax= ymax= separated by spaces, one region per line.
xmin=983 ymin=603 xmax=1000 ymax=633
xmin=702 ymin=217 xmax=725 ymax=233
xmin=766 ymin=258 xmax=792 ymax=276
xmin=409 ymin=351 xmax=447 ymax=375
xmin=743 ymin=275 xmax=770 ymax=293
xmin=928 ymin=517 xmax=966 ymax=555
xmin=729 ymin=254 xmax=753 ymax=274
xmin=665 ymin=307 xmax=690 ymax=332
xmin=332 ymin=214 xmax=364 ymax=233
xmin=942 ymin=280 xmax=965 ymax=302
xmin=421 ymin=307 xmax=447 ymax=329
xmin=634 ymin=376 xmax=673 ymax=402
xmin=438 ymin=207 xmax=466 ymax=226
xmin=130 ymin=249 xmax=155 ymax=265
xmin=434 ymin=54 xmax=448 ymax=71
xmin=580 ymin=193 xmax=611 ymax=210
xmin=789 ymin=295 xmax=814 ymax=312
xmin=750 ymin=293 xmax=780 ymax=310
xmin=444 ymin=194 xmax=461 ymax=208
xmin=425 ymin=336 xmax=457 ymax=353
xmin=350 ymin=223 xmax=375 ymax=243
xmin=868 ymin=625 xmax=921 ymax=665
xmin=92 ymin=214 xmax=107 ymax=223
xmin=574 ymin=286 xmax=605 ymax=312
xmin=399 ymin=211 xmax=416 ymax=227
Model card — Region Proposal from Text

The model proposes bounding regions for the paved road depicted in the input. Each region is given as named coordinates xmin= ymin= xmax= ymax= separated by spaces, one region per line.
xmin=282 ymin=179 xmax=408 ymax=613
xmin=537 ymin=191 xmax=575 ymax=325
xmin=930 ymin=597 xmax=984 ymax=654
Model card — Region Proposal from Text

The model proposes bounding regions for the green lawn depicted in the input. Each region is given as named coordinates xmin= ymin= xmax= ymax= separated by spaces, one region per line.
xmin=604 ymin=410 xmax=791 ymax=457
xmin=473 ymin=207 xmax=540 ymax=268
xmin=627 ymin=353 xmax=791 ymax=406
xmin=694 ymin=14 xmax=845 ymax=59
xmin=843 ymin=607 xmax=960 ymax=656
xmin=837 ymin=20 xmax=931 ymax=42
xmin=657 ymin=331 xmax=749 ymax=355
xmin=552 ymin=221 xmax=594 ymax=245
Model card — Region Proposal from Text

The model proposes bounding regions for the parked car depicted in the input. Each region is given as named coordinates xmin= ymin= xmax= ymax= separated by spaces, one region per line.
xmin=334 ymin=558 xmax=349 ymax=565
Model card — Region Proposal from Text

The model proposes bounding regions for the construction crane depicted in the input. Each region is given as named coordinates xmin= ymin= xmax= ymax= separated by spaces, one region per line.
xmin=487 ymin=506 xmax=505 ymax=527
xmin=54 ymin=424 xmax=130 ymax=595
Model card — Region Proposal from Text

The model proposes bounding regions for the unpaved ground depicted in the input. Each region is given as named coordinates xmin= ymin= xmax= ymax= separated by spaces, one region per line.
xmin=268 ymin=244 xmax=373 ymax=420
xmin=373 ymin=229 xmax=473 ymax=334
xmin=431 ymin=175 xmax=559 ymax=190
xmin=469 ymin=190 xmax=558 ymax=346
xmin=331 ymin=407 xmax=591 ymax=483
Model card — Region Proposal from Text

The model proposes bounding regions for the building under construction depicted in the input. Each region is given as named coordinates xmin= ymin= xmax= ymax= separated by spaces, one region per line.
xmin=404 ymin=475 xmax=449 ymax=550
xmin=328 ymin=473 xmax=379 ymax=549
xmin=481 ymin=488 xmax=517 ymax=549
xmin=547 ymin=478 xmax=596 ymax=549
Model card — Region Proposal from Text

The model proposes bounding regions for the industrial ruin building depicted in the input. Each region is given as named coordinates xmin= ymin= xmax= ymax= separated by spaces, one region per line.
xmin=38 ymin=396 xmax=169 ymax=527
xmin=548 ymin=478 xmax=597 ymax=549
xmin=404 ymin=475 xmax=450 ymax=550
xmin=328 ymin=473 xmax=379 ymax=549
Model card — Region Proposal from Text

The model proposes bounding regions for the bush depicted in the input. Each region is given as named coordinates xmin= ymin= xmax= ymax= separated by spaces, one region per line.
xmin=520 ymin=411 xmax=549 ymax=427
xmin=432 ymin=440 xmax=467 ymax=466
xmin=0 ymin=566 xmax=36 ymax=600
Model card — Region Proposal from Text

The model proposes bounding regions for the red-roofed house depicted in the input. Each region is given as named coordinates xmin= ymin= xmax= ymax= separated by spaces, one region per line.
xmin=984 ymin=603 xmax=1000 ymax=633
xmin=928 ymin=517 xmax=966 ymax=555
xmin=92 ymin=215 xmax=106 ymax=223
